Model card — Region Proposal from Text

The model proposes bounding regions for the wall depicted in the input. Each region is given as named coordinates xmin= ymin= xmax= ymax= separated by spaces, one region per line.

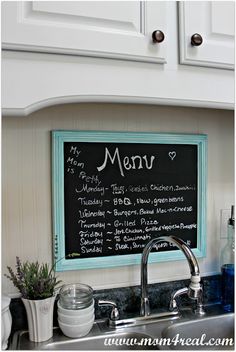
xmin=2 ymin=103 xmax=234 ymax=295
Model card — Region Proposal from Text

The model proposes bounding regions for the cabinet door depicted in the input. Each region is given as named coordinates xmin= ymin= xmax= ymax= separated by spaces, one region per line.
xmin=179 ymin=1 xmax=234 ymax=69
xmin=2 ymin=1 xmax=167 ymax=64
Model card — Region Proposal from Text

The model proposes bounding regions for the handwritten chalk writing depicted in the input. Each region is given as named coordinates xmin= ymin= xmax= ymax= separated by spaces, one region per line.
xmin=123 ymin=234 xmax=151 ymax=242
xmin=174 ymin=185 xmax=196 ymax=191
xmin=67 ymin=167 xmax=75 ymax=174
xmin=128 ymin=185 xmax=149 ymax=193
xmin=75 ymin=184 xmax=105 ymax=196
xmin=115 ymin=243 xmax=129 ymax=251
xmin=152 ymin=197 xmax=185 ymax=206
xmin=169 ymin=206 xmax=193 ymax=213
xmin=140 ymin=218 xmax=159 ymax=226
xmin=77 ymin=197 xmax=103 ymax=207
xmin=132 ymin=243 xmax=147 ymax=249
xmin=179 ymin=223 xmax=197 ymax=229
xmin=69 ymin=146 xmax=81 ymax=157
xmin=136 ymin=198 xmax=151 ymax=204
xmin=114 ymin=228 xmax=143 ymax=235
xmin=78 ymin=209 xmax=105 ymax=218
xmin=139 ymin=208 xmax=155 ymax=215
xmin=156 ymin=208 xmax=167 ymax=214
xmin=153 ymin=242 xmax=169 ymax=250
xmin=79 ymin=230 xmax=103 ymax=238
xmin=81 ymin=246 xmax=103 ymax=254
xmin=145 ymin=225 xmax=160 ymax=233
xmin=67 ymin=157 xmax=84 ymax=169
xmin=161 ymin=223 xmax=190 ymax=231
xmin=156 ymin=206 xmax=192 ymax=214
xmin=110 ymin=184 xmax=125 ymax=195
xmin=153 ymin=198 xmax=169 ymax=205
xmin=113 ymin=198 xmax=132 ymax=206
xmin=78 ymin=171 xmax=101 ymax=185
xmin=144 ymin=223 xmax=197 ymax=233
xmin=78 ymin=220 xmax=105 ymax=229
xmin=150 ymin=184 xmax=174 ymax=192
xmin=132 ymin=242 xmax=168 ymax=250
xmin=97 ymin=147 xmax=155 ymax=177
xmin=114 ymin=220 xmax=136 ymax=227
xmin=168 ymin=151 xmax=176 ymax=160
xmin=113 ymin=209 xmax=138 ymax=217
xmin=80 ymin=238 xmax=103 ymax=246
xmin=169 ymin=196 xmax=185 ymax=203
xmin=63 ymin=141 xmax=199 ymax=260
xmin=170 ymin=239 xmax=191 ymax=247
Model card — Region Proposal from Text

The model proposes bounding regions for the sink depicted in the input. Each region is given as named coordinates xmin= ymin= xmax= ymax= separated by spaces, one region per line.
xmin=162 ymin=313 xmax=234 ymax=350
xmin=11 ymin=325 xmax=158 ymax=350
xmin=40 ymin=332 xmax=157 ymax=350
xmin=10 ymin=308 xmax=234 ymax=351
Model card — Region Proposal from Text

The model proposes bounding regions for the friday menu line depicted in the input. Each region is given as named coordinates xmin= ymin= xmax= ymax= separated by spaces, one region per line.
xmin=64 ymin=142 xmax=198 ymax=258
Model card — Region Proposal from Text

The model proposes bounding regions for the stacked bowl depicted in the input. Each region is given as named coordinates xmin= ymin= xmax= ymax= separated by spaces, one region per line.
xmin=57 ymin=283 xmax=94 ymax=338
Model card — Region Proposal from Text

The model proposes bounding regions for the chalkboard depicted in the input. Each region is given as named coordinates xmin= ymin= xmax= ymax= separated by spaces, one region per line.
xmin=52 ymin=131 xmax=207 ymax=271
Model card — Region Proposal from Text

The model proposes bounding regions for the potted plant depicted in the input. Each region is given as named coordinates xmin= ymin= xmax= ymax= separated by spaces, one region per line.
xmin=5 ymin=257 xmax=61 ymax=342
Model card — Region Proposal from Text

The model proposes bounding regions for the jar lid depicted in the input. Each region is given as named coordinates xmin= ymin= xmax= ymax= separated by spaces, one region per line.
xmin=2 ymin=295 xmax=11 ymax=312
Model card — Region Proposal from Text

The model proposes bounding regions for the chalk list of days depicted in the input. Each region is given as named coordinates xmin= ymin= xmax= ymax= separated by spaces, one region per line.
xmin=65 ymin=145 xmax=196 ymax=257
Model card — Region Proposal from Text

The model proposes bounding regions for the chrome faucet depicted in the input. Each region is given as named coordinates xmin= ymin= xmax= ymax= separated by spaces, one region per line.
xmin=140 ymin=235 xmax=205 ymax=317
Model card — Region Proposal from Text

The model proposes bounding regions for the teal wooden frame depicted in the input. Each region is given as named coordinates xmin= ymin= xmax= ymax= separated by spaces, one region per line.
xmin=52 ymin=130 xmax=207 ymax=272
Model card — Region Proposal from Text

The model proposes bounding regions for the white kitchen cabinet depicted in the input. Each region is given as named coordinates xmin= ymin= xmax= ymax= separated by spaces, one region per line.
xmin=1 ymin=1 xmax=234 ymax=116
xmin=179 ymin=1 xmax=234 ymax=69
xmin=2 ymin=1 xmax=167 ymax=64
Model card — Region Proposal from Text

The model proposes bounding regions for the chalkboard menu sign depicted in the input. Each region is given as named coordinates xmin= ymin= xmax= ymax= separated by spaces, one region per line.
xmin=52 ymin=131 xmax=207 ymax=271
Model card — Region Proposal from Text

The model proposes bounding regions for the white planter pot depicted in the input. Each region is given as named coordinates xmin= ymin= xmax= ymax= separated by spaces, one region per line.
xmin=22 ymin=296 xmax=56 ymax=342
xmin=1 ymin=296 xmax=12 ymax=350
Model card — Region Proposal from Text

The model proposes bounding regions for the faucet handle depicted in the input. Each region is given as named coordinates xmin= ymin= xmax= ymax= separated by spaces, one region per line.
xmin=169 ymin=287 xmax=188 ymax=312
xmin=98 ymin=300 xmax=120 ymax=321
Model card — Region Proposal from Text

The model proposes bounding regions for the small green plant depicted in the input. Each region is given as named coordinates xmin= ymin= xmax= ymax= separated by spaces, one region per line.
xmin=5 ymin=257 xmax=62 ymax=300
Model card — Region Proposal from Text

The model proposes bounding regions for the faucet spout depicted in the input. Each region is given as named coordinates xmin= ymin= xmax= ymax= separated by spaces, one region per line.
xmin=140 ymin=235 xmax=203 ymax=317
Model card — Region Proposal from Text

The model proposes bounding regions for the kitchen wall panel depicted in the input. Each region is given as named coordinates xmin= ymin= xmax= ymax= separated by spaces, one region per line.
xmin=2 ymin=103 xmax=234 ymax=295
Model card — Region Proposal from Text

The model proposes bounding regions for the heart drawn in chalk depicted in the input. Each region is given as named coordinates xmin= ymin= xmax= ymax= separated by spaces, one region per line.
xmin=168 ymin=151 xmax=176 ymax=161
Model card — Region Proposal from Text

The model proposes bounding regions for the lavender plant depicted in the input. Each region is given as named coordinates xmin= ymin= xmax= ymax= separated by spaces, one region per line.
xmin=5 ymin=257 xmax=61 ymax=300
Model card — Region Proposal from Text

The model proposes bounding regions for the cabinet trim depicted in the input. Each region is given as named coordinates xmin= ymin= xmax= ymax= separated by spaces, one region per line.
xmin=2 ymin=43 xmax=167 ymax=64
xmin=2 ymin=95 xmax=233 ymax=117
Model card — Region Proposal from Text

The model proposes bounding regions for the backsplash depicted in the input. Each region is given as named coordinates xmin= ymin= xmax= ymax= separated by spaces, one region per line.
xmin=9 ymin=275 xmax=221 ymax=340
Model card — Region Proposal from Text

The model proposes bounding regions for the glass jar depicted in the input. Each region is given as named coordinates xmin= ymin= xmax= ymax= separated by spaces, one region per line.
xmin=59 ymin=283 xmax=93 ymax=310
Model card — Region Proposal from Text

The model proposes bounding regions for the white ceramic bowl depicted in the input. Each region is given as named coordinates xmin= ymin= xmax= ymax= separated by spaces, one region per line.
xmin=57 ymin=299 xmax=94 ymax=316
xmin=58 ymin=316 xmax=94 ymax=338
xmin=58 ymin=312 xmax=94 ymax=325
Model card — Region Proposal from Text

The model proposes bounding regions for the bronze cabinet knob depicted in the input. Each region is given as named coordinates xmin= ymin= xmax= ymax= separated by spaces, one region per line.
xmin=191 ymin=33 xmax=203 ymax=46
xmin=152 ymin=30 xmax=165 ymax=43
